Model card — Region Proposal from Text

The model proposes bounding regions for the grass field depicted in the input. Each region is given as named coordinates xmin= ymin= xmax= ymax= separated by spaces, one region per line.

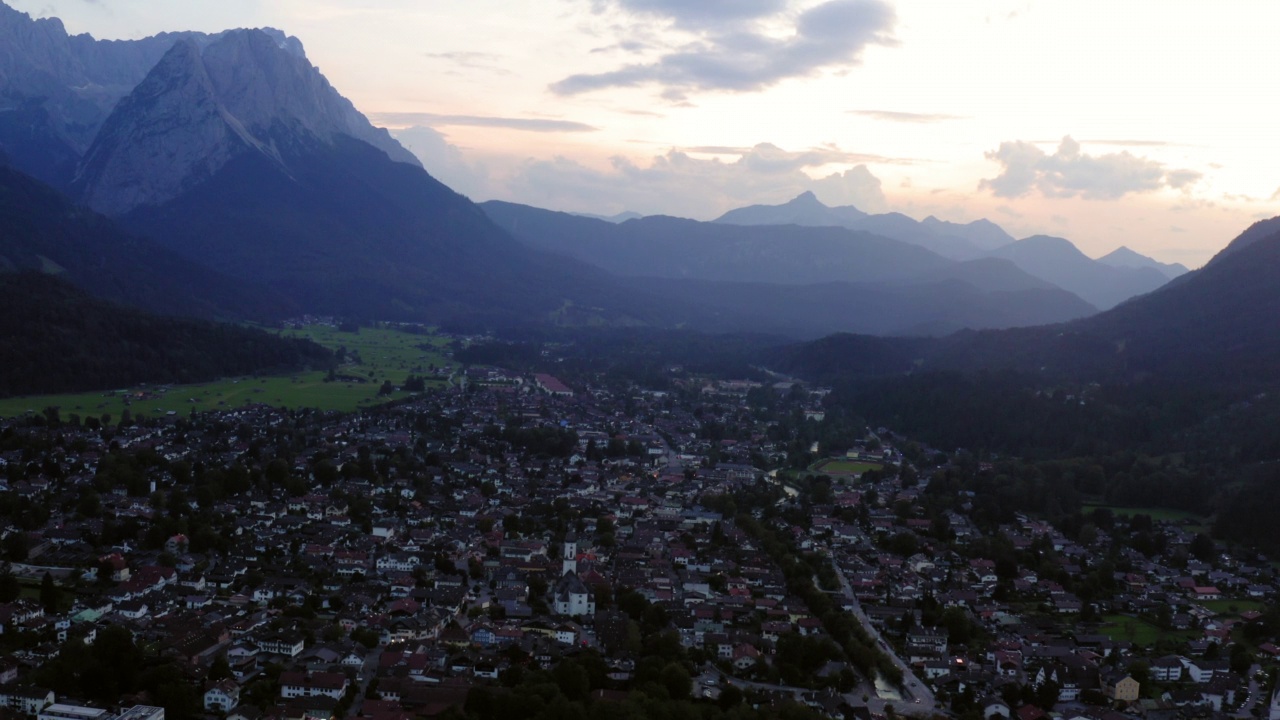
xmin=1099 ymin=614 xmax=1199 ymax=646
xmin=811 ymin=458 xmax=884 ymax=476
xmin=0 ymin=324 xmax=455 ymax=418
xmin=1197 ymin=599 xmax=1267 ymax=616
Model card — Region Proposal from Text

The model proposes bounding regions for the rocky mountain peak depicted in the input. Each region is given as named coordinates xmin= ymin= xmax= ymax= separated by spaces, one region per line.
xmin=74 ymin=27 xmax=419 ymax=216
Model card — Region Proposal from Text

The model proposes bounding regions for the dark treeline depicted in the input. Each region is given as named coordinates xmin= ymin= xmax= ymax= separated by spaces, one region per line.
xmin=0 ymin=273 xmax=332 ymax=397
xmin=457 ymin=328 xmax=784 ymax=390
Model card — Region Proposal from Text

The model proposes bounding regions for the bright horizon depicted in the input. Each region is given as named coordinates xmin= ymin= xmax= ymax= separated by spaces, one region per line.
xmin=13 ymin=0 xmax=1280 ymax=267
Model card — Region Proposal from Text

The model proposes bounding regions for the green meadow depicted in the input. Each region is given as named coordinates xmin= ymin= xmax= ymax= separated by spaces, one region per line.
xmin=1099 ymin=614 xmax=1199 ymax=646
xmin=811 ymin=458 xmax=885 ymax=476
xmin=0 ymin=324 xmax=455 ymax=418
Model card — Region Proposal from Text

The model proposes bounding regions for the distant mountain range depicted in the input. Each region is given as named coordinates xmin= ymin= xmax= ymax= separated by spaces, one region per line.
xmin=776 ymin=218 xmax=1280 ymax=386
xmin=482 ymin=201 xmax=1097 ymax=335
xmin=716 ymin=191 xmax=1012 ymax=258
xmin=711 ymin=191 xmax=1186 ymax=310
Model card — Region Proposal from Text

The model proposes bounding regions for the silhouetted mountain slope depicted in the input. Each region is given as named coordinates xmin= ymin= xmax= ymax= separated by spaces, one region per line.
xmin=0 ymin=160 xmax=294 ymax=319
xmin=714 ymin=192 xmax=1011 ymax=259
xmin=777 ymin=218 xmax=1280 ymax=386
xmin=0 ymin=273 xmax=330 ymax=398
xmin=987 ymin=235 xmax=1170 ymax=310
xmin=1097 ymin=246 xmax=1189 ymax=279
xmin=1205 ymin=216 xmax=1280 ymax=265
xmin=716 ymin=190 xmax=869 ymax=226
xmin=623 ymin=276 xmax=1093 ymax=338
xmin=483 ymin=199 xmax=957 ymax=284
xmin=54 ymin=29 xmax=649 ymax=327
xmin=483 ymin=199 xmax=1095 ymax=335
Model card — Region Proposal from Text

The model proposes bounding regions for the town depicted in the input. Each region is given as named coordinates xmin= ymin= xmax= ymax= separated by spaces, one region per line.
xmin=0 ymin=342 xmax=1275 ymax=720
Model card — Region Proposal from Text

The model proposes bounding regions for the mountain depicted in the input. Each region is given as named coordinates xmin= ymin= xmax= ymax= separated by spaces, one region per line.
xmin=574 ymin=210 xmax=643 ymax=223
xmin=714 ymin=192 xmax=1009 ymax=260
xmin=0 ymin=158 xmax=294 ymax=320
xmin=778 ymin=216 xmax=1280 ymax=385
xmin=714 ymin=193 xmax=1176 ymax=307
xmin=1097 ymin=246 xmax=1189 ymax=279
xmin=0 ymin=272 xmax=329 ymax=398
xmin=483 ymin=200 xmax=1096 ymax=336
xmin=628 ymin=275 xmax=1095 ymax=338
xmin=987 ymin=235 xmax=1170 ymax=310
xmin=0 ymin=2 xmax=213 ymax=186
xmin=716 ymin=191 xmax=869 ymax=227
xmin=483 ymin=200 xmax=955 ymax=285
xmin=1204 ymin=216 xmax=1280 ymax=266
xmin=74 ymin=31 xmax=418 ymax=216
xmin=54 ymin=28 xmax=660 ymax=328
xmin=920 ymin=215 xmax=1015 ymax=251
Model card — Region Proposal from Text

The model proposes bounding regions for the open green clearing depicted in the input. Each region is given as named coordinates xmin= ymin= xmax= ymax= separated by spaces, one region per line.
xmin=811 ymin=458 xmax=884 ymax=476
xmin=1197 ymin=599 xmax=1267 ymax=616
xmin=0 ymin=324 xmax=454 ymax=418
xmin=1099 ymin=614 xmax=1199 ymax=646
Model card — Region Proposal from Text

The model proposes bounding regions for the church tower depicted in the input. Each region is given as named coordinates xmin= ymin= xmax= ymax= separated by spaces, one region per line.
xmin=562 ymin=532 xmax=578 ymax=576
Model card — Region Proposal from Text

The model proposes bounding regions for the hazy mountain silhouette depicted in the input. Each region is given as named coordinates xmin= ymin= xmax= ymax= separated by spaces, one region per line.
xmin=715 ymin=192 xmax=1012 ymax=259
xmin=987 ymin=235 xmax=1171 ymax=310
xmin=778 ymin=217 xmax=1280 ymax=385
xmin=483 ymin=200 xmax=1096 ymax=335
xmin=0 ymin=157 xmax=294 ymax=319
xmin=1097 ymin=246 xmax=1189 ymax=279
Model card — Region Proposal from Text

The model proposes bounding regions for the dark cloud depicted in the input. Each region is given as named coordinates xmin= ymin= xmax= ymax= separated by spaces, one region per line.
xmin=981 ymin=136 xmax=1201 ymax=201
xmin=370 ymin=112 xmax=598 ymax=133
xmin=554 ymin=0 xmax=895 ymax=98
xmin=850 ymin=109 xmax=964 ymax=123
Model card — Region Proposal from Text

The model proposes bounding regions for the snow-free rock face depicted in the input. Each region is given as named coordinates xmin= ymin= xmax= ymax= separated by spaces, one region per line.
xmin=0 ymin=2 xmax=202 ymax=148
xmin=74 ymin=28 xmax=419 ymax=216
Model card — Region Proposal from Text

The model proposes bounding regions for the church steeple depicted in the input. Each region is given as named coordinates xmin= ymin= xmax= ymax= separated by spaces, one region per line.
xmin=562 ymin=531 xmax=578 ymax=576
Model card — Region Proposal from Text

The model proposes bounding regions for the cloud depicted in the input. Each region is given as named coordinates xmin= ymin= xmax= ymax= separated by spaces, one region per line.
xmin=595 ymin=0 xmax=790 ymax=30
xmin=553 ymin=0 xmax=896 ymax=98
xmin=980 ymin=136 xmax=1202 ymax=200
xmin=389 ymin=126 xmax=490 ymax=199
xmin=370 ymin=112 xmax=598 ymax=133
xmin=423 ymin=51 xmax=510 ymax=74
xmin=505 ymin=143 xmax=888 ymax=218
xmin=850 ymin=109 xmax=964 ymax=123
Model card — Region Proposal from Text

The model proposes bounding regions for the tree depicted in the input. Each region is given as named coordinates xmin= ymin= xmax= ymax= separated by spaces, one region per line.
xmin=1230 ymin=644 xmax=1254 ymax=675
xmin=0 ymin=567 xmax=18 ymax=602
xmin=1189 ymin=533 xmax=1216 ymax=561
xmin=660 ymin=662 xmax=691 ymax=701
xmin=209 ymin=654 xmax=232 ymax=681
xmin=40 ymin=572 xmax=60 ymax=613
xmin=3 ymin=532 xmax=27 ymax=562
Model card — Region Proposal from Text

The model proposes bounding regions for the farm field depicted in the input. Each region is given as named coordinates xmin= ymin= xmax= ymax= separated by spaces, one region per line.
xmin=0 ymin=324 xmax=454 ymax=418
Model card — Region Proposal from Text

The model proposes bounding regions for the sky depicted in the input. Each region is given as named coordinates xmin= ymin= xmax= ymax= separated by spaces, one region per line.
xmin=15 ymin=0 xmax=1280 ymax=266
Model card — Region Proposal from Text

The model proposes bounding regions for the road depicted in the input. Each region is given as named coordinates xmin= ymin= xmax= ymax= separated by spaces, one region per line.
xmin=830 ymin=559 xmax=938 ymax=715
xmin=348 ymin=645 xmax=384 ymax=716
xmin=1234 ymin=664 xmax=1262 ymax=718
